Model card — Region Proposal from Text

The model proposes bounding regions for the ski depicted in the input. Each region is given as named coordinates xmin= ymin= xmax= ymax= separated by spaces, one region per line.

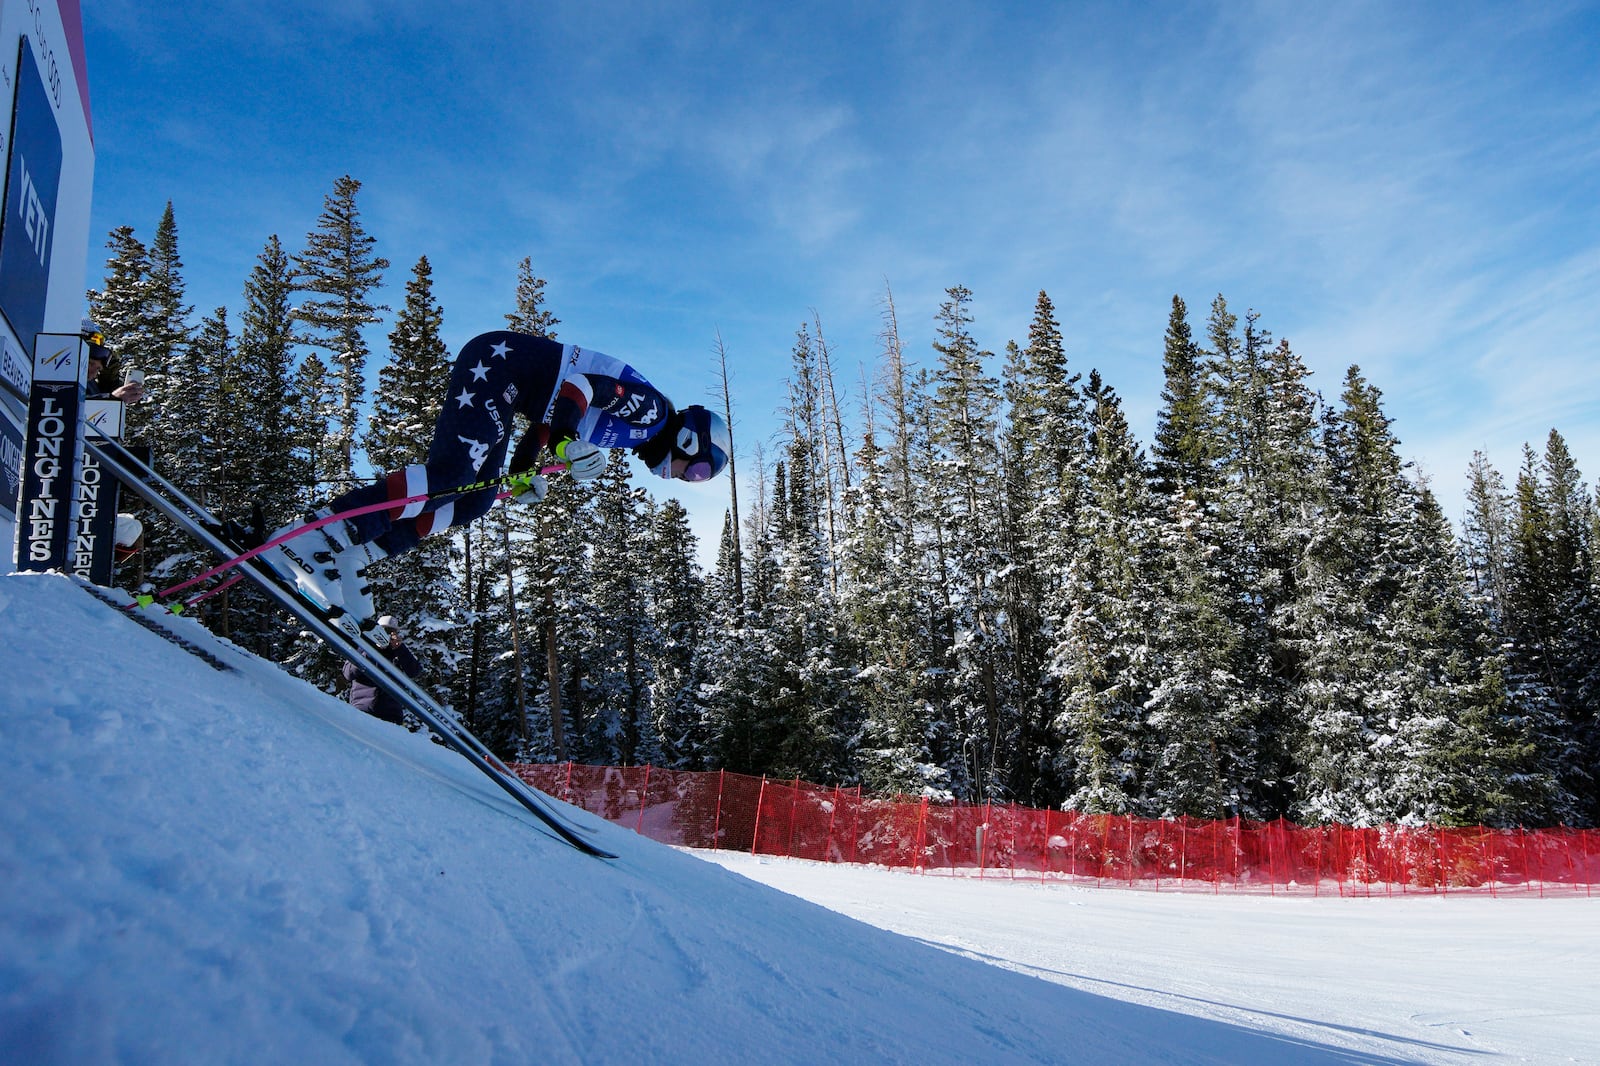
xmin=85 ymin=432 xmax=615 ymax=858
xmin=79 ymin=579 xmax=234 ymax=672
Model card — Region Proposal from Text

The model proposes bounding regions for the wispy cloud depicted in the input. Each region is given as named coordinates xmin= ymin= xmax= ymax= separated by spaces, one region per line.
xmin=81 ymin=1 xmax=1600 ymax=545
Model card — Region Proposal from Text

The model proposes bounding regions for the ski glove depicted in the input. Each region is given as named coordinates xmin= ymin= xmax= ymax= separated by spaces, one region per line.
xmin=509 ymin=473 xmax=548 ymax=505
xmin=555 ymin=438 xmax=606 ymax=481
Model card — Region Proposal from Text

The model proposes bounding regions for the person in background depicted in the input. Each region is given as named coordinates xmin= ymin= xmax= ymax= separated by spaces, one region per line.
xmin=113 ymin=513 xmax=144 ymax=566
xmin=342 ymin=615 xmax=422 ymax=726
xmin=81 ymin=319 xmax=145 ymax=403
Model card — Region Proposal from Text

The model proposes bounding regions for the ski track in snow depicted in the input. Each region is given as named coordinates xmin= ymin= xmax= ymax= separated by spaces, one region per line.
xmin=3 ymin=571 xmax=1597 ymax=1065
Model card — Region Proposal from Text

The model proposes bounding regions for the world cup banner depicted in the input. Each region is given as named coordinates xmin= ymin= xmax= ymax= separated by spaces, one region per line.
xmin=14 ymin=332 xmax=84 ymax=572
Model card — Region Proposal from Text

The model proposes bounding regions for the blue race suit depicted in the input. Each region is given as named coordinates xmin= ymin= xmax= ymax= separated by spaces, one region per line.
xmin=328 ymin=331 xmax=672 ymax=555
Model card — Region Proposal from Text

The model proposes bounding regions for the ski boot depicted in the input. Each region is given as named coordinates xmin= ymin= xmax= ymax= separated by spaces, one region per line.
xmin=322 ymin=539 xmax=390 ymax=647
xmin=254 ymin=507 xmax=350 ymax=613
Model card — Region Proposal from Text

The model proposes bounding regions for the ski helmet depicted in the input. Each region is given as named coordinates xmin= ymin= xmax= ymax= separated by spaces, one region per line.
xmin=666 ymin=405 xmax=730 ymax=482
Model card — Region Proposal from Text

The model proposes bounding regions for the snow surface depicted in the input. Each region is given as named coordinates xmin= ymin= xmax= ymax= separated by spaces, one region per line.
xmin=2 ymin=570 xmax=1596 ymax=1065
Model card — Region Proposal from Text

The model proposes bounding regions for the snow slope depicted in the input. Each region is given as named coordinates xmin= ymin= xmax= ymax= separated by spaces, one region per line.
xmin=1 ymin=571 xmax=1595 ymax=1064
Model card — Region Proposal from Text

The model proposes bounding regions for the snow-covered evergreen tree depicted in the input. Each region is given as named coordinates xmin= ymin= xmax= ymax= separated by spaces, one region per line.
xmin=291 ymin=175 xmax=388 ymax=485
xmin=223 ymin=235 xmax=302 ymax=658
xmin=1501 ymin=433 xmax=1599 ymax=821
xmin=363 ymin=255 xmax=459 ymax=687
xmin=926 ymin=285 xmax=1010 ymax=801
xmin=644 ymin=498 xmax=706 ymax=769
xmin=574 ymin=457 xmax=662 ymax=765
xmin=1383 ymin=484 xmax=1556 ymax=825
xmin=1051 ymin=371 xmax=1154 ymax=814
xmin=1290 ymin=367 xmax=1413 ymax=824
xmin=997 ymin=291 xmax=1086 ymax=805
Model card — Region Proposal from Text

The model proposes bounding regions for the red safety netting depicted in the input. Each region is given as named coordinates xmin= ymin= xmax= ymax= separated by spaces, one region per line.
xmin=511 ymin=762 xmax=1600 ymax=896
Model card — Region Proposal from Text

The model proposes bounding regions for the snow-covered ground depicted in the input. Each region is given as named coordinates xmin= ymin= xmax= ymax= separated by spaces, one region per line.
xmin=2 ymin=569 xmax=1596 ymax=1065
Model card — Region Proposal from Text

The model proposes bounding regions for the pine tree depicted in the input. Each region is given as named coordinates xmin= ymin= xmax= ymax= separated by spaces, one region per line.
xmin=927 ymin=285 xmax=1009 ymax=801
xmin=1383 ymin=485 xmax=1556 ymax=825
xmin=291 ymin=175 xmax=389 ymax=484
xmin=1150 ymin=295 xmax=1213 ymax=501
xmin=1143 ymin=293 xmax=1248 ymax=816
xmin=182 ymin=308 xmax=260 ymax=641
xmin=1462 ymin=451 xmax=1514 ymax=626
xmin=840 ymin=287 xmax=949 ymax=798
xmin=505 ymin=257 xmax=561 ymax=337
xmin=134 ymin=204 xmax=198 ymax=472
xmin=1501 ymin=433 xmax=1599 ymax=821
xmin=576 ymin=457 xmax=662 ymax=765
xmin=645 ymin=497 xmax=706 ymax=768
xmin=486 ymin=257 xmax=579 ymax=761
xmin=88 ymin=208 xmax=195 ymax=591
xmin=87 ymin=226 xmax=159 ymax=593
xmin=86 ymin=226 xmax=155 ymax=364
xmin=1290 ymin=366 xmax=1413 ymax=825
xmin=1051 ymin=371 xmax=1153 ymax=814
xmin=224 ymin=235 xmax=301 ymax=656
xmin=997 ymin=290 xmax=1085 ymax=805
xmin=700 ymin=461 xmax=787 ymax=776
xmin=363 ymin=255 xmax=460 ymax=685
xmin=86 ymin=227 xmax=161 ymax=431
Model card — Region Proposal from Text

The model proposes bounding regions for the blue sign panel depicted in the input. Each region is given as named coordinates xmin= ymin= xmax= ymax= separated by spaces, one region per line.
xmin=1 ymin=403 xmax=22 ymax=511
xmin=0 ymin=38 xmax=64 ymax=351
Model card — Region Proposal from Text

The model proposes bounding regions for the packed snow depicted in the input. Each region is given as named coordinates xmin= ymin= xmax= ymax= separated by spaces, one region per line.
xmin=2 ymin=569 xmax=1596 ymax=1064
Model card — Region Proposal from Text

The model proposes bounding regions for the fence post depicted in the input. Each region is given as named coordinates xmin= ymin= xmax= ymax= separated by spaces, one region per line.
xmin=1266 ymin=819 xmax=1277 ymax=897
xmin=712 ymin=769 xmax=725 ymax=852
xmin=564 ymin=760 xmax=574 ymax=803
xmin=786 ymin=777 xmax=800 ymax=858
xmin=1233 ymin=815 xmax=1242 ymax=890
xmin=634 ymin=764 xmax=651 ymax=836
xmin=853 ymin=785 xmax=864 ymax=865
xmin=978 ymin=801 xmax=991 ymax=878
xmin=915 ymin=797 xmax=928 ymax=874
xmin=826 ymin=785 xmax=841 ymax=864
xmin=1126 ymin=813 xmax=1136 ymax=887
xmin=751 ymin=776 xmax=768 ymax=856
xmin=1179 ymin=817 xmax=1187 ymax=885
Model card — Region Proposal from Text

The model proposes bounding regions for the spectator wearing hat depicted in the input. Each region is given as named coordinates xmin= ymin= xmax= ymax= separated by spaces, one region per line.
xmin=342 ymin=615 xmax=422 ymax=725
xmin=81 ymin=318 xmax=145 ymax=403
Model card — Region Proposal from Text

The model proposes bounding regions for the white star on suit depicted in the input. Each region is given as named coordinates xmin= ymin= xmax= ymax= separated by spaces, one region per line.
xmin=470 ymin=361 xmax=490 ymax=382
xmin=455 ymin=388 xmax=476 ymax=408
xmin=490 ymin=341 xmax=512 ymax=359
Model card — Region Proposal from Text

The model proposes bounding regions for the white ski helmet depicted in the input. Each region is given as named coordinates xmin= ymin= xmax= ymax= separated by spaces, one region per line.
xmin=666 ymin=405 xmax=730 ymax=482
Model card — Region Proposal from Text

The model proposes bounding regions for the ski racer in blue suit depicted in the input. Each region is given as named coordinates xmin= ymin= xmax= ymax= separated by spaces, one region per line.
xmin=261 ymin=330 xmax=731 ymax=631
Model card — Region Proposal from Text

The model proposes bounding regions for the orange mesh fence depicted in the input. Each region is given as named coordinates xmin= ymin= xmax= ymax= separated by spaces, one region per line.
xmin=510 ymin=762 xmax=1600 ymax=896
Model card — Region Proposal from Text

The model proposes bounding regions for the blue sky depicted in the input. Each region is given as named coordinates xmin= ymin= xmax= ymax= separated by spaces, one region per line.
xmin=82 ymin=1 xmax=1600 ymax=554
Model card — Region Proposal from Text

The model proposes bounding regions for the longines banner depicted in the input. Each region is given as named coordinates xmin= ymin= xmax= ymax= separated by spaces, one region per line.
xmin=75 ymin=398 xmax=123 ymax=584
xmin=15 ymin=331 xmax=83 ymax=572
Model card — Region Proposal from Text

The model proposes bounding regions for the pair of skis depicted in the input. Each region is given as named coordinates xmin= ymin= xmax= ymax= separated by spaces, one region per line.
xmin=86 ymin=432 xmax=614 ymax=858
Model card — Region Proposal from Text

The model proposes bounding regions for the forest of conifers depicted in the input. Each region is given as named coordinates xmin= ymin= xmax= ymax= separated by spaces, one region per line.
xmin=91 ymin=177 xmax=1598 ymax=829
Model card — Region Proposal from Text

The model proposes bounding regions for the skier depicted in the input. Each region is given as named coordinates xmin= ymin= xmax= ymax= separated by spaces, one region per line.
xmin=257 ymin=330 xmax=730 ymax=631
